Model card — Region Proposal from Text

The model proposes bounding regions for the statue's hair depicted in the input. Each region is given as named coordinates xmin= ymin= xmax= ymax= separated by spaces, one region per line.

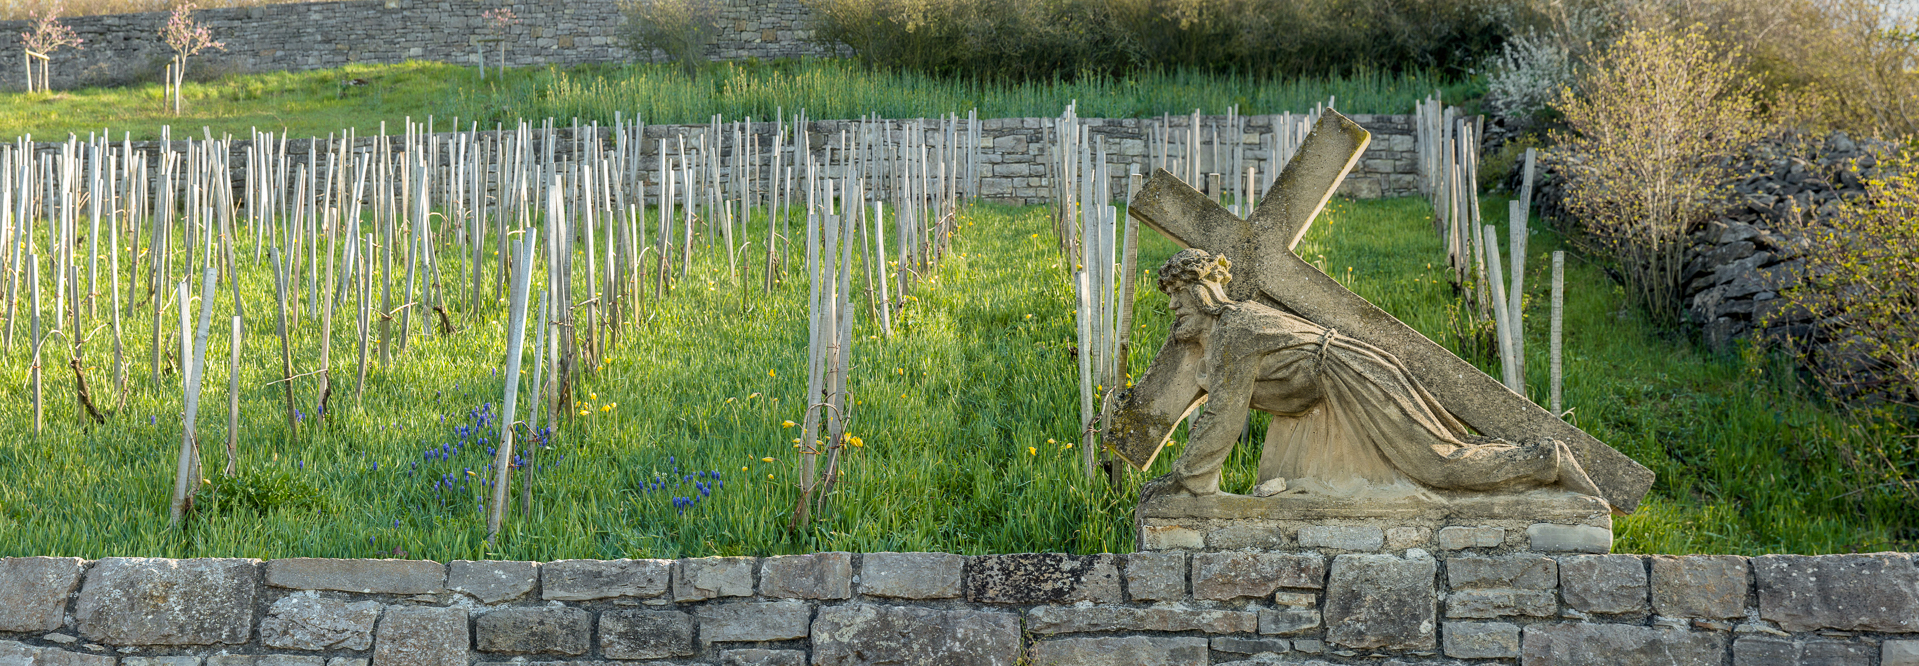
xmin=1156 ymin=249 xmax=1233 ymax=295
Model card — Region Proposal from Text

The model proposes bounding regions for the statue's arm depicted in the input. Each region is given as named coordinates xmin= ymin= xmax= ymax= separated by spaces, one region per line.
xmin=1182 ymin=345 xmax=1259 ymax=469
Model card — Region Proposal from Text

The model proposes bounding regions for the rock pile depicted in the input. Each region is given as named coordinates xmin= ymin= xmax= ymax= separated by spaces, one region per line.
xmin=1525 ymin=131 xmax=1890 ymax=352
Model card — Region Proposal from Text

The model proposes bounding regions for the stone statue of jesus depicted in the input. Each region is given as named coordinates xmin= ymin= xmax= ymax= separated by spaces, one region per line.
xmin=1134 ymin=248 xmax=1604 ymax=504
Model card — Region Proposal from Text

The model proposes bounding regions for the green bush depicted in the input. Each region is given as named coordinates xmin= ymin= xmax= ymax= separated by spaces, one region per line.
xmin=804 ymin=0 xmax=1524 ymax=80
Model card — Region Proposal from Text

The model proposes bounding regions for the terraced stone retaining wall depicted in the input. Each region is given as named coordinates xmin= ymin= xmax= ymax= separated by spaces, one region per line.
xmin=0 ymin=0 xmax=834 ymax=92
xmin=3 ymin=551 xmax=1917 ymax=665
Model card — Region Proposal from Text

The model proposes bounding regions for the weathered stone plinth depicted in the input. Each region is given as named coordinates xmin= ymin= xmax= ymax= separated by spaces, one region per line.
xmin=1137 ymin=489 xmax=1613 ymax=554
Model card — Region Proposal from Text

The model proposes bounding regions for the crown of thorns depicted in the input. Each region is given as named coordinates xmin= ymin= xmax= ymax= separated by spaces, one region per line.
xmin=1156 ymin=249 xmax=1233 ymax=294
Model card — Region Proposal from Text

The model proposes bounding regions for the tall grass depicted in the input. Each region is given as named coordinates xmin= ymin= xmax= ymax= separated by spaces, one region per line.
xmin=436 ymin=60 xmax=1477 ymax=126
xmin=1 ymin=0 xmax=304 ymax=20
xmin=2 ymin=60 xmax=1478 ymax=142
xmin=0 ymin=195 xmax=1904 ymax=559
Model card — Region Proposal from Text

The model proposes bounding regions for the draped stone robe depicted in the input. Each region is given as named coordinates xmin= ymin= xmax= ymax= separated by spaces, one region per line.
xmin=1168 ymin=300 xmax=1569 ymax=498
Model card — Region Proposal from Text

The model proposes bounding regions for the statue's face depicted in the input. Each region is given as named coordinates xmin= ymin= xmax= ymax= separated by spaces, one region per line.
xmin=1169 ymin=287 xmax=1211 ymax=342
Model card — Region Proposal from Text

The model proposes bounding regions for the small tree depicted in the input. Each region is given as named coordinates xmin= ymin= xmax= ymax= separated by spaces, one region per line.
xmin=616 ymin=0 xmax=721 ymax=78
xmin=19 ymin=2 xmax=83 ymax=93
xmin=480 ymin=8 xmax=520 ymax=79
xmin=161 ymin=2 xmax=224 ymax=115
xmin=1552 ymin=24 xmax=1761 ymax=327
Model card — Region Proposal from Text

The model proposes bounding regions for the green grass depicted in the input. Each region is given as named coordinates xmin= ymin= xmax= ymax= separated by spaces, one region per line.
xmin=0 ymin=62 xmax=468 ymax=142
xmin=0 ymin=195 xmax=1907 ymax=560
xmin=1 ymin=60 xmax=1476 ymax=141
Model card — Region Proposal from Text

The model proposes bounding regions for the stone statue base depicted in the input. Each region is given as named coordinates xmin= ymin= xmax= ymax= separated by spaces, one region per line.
xmin=1136 ymin=488 xmax=1612 ymax=554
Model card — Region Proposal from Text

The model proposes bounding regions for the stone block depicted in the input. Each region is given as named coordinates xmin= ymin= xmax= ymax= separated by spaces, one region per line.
xmin=966 ymin=554 xmax=1119 ymax=604
xmin=759 ymin=552 xmax=851 ymax=599
xmin=1191 ymin=553 xmax=1326 ymax=600
xmin=1733 ymin=635 xmax=1796 ymax=666
xmin=1141 ymin=525 xmax=1204 ymax=550
xmin=1560 ymin=555 xmax=1648 ymax=614
xmin=1885 ymin=640 xmax=1919 ymax=666
xmin=1297 ymin=526 xmax=1383 ymax=552
xmin=674 ymin=557 xmax=757 ymax=602
xmin=858 ymin=552 xmax=962 ymax=599
xmin=1805 ymin=639 xmax=1873 ymax=666
xmin=1437 ymin=527 xmax=1504 ymax=550
xmin=696 ymin=601 xmax=809 ymax=642
xmin=1527 ymin=524 xmax=1612 ymax=553
xmin=124 ymin=659 xmax=200 ymax=666
xmin=1446 ymin=589 xmax=1557 ymax=618
xmin=448 ymin=560 xmax=537 ymax=603
xmin=1323 ymin=552 xmax=1436 ymax=650
xmin=1027 ymin=636 xmax=1208 ymax=666
xmin=266 ymin=558 xmax=444 ymax=594
xmin=1210 ymin=636 xmax=1289 ymax=655
xmin=599 ymin=610 xmax=695 ymax=660
xmin=1385 ymin=526 xmax=1428 ymax=550
xmin=722 ymin=649 xmax=806 ymax=666
xmin=0 ymin=641 xmax=112 ymax=666
xmin=474 ymin=606 xmax=589 ymax=655
xmin=1273 ymin=591 xmax=1316 ymax=607
xmin=1445 ymin=621 xmax=1520 ymax=659
xmin=207 ymin=656 xmax=325 ymax=666
xmin=543 ymin=559 xmax=670 ymax=601
xmin=812 ymin=605 xmax=1020 ymax=666
xmin=0 ymin=557 xmax=85 ymax=632
xmin=1449 ymin=555 xmax=1558 ymax=589
xmin=1754 ymin=553 xmax=1919 ymax=632
xmin=1026 ymin=606 xmax=1256 ymax=634
xmin=1124 ymin=552 xmax=1185 ymax=602
xmin=1256 ymin=609 xmax=1319 ymax=635
xmin=73 ymin=557 xmax=258 ymax=646
xmin=1650 ymin=555 xmax=1748 ymax=619
xmin=1522 ymin=623 xmax=1726 ymax=666
xmin=260 ymin=594 xmax=381 ymax=650
xmin=1205 ymin=524 xmax=1286 ymax=550
xmin=371 ymin=606 xmax=467 ymax=666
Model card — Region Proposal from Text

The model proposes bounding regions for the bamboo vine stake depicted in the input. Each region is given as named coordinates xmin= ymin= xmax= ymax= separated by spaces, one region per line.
xmin=270 ymin=247 xmax=297 ymax=436
xmin=489 ymin=232 xmax=536 ymax=542
xmin=170 ymin=265 xmax=217 ymax=526
xmin=1550 ymin=250 xmax=1565 ymax=417
xmin=225 ymin=314 xmax=240 ymax=476
xmin=1508 ymin=199 xmax=1527 ymax=388
xmin=1482 ymin=224 xmax=1519 ymax=394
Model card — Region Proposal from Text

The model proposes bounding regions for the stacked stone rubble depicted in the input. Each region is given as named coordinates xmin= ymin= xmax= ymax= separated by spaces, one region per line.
xmin=3 ymin=551 xmax=1918 ymax=665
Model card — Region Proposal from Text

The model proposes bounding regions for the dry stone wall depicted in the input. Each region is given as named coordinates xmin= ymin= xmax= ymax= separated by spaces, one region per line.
xmin=2 ymin=551 xmax=1918 ymax=665
xmin=0 ymin=0 xmax=835 ymax=91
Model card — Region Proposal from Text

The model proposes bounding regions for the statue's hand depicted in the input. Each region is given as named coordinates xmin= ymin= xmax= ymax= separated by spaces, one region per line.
xmin=1139 ymin=473 xmax=1197 ymax=502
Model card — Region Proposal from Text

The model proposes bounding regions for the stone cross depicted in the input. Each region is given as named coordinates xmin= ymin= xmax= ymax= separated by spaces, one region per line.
xmin=1124 ymin=110 xmax=1654 ymax=514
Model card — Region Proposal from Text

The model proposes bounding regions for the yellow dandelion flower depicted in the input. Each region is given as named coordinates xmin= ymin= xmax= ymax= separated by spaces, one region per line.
xmin=768 ymin=474 xmax=775 ymax=480
xmin=741 ymin=466 xmax=748 ymax=472
xmin=768 ymin=369 xmax=776 ymax=378
xmin=1028 ymin=447 xmax=1037 ymax=456
xmin=1047 ymin=439 xmax=1056 ymax=444
xmin=590 ymin=393 xmax=597 ymax=401
xmin=579 ymin=409 xmax=590 ymax=416
xmin=762 ymin=457 xmax=775 ymax=462
xmin=726 ymin=397 xmax=735 ymax=403
xmin=782 ymin=420 xmax=796 ymax=428
xmin=601 ymin=405 xmax=611 ymax=412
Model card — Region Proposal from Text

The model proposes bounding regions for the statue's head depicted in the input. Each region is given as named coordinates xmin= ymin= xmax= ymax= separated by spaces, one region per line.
xmin=1157 ymin=249 xmax=1236 ymax=317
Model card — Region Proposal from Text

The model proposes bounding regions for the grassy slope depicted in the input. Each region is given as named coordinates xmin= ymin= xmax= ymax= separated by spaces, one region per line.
xmin=0 ymin=195 xmax=1905 ymax=559
xmin=1 ymin=60 xmax=1478 ymax=141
